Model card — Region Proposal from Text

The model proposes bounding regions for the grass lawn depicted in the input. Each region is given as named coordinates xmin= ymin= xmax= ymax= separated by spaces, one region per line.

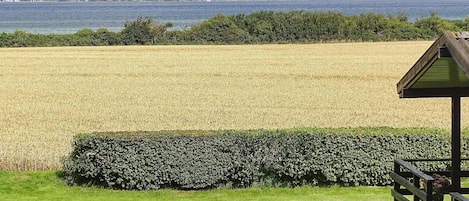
xmin=0 ymin=171 xmax=391 ymax=201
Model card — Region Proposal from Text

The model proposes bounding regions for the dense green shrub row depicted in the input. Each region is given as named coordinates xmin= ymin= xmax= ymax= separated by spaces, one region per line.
xmin=62 ymin=127 xmax=455 ymax=190
xmin=1 ymin=11 xmax=468 ymax=47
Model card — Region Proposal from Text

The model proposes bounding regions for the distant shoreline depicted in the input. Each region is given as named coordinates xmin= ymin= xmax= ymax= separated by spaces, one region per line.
xmin=1 ymin=0 xmax=468 ymax=34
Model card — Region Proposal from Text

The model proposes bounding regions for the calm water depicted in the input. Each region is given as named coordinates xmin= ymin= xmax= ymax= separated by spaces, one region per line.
xmin=1 ymin=0 xmax=469 ymax=34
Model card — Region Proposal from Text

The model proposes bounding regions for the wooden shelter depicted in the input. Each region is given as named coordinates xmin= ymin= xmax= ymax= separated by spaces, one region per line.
xmin=393 ymin=31 xmax=469 ymax=201
xmin=397 ymin=31 xmax=469 ymax=98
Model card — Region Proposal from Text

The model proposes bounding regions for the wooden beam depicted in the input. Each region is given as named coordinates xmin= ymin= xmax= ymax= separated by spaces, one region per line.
xmin=390 ymin=172 xmax=429 ymax=200
xmin=391 ymin=189 xmax=411 ymax=201
xmin=451 ymin=95 xmax=462 ymax=192
xmin=459 ymin=188 xmax=469 ymax=194
xmin=444 ymin=32 xmax=469 ymax=77
xmin=399 ymin=87 xmax=469 ymax=98
xmin=394 ymin=159 xmax=435 ymax=181
xmin=399 ymin=171 xmax=469 ymax=178
xmin=450 ymin=192 xmax=469 ymax=201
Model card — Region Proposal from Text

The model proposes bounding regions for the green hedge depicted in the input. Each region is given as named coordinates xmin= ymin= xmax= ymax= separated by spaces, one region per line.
xmin=62 ymin=128 xmax=453 ymax=190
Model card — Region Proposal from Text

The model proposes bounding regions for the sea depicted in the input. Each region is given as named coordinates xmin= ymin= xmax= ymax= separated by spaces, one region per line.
xmin=1 ymin=0 xmax=469 ymax=34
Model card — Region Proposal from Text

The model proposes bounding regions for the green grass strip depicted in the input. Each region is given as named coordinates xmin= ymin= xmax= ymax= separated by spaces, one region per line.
xmin=0 ymin=171 xmax=391 ymax=201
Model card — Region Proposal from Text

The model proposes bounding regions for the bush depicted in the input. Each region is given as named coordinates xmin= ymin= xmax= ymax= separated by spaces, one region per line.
xmin=93 ymin=28 xmax=121 ymax=46
xmin=188 ymin=14 xmax=251 ymax=44
xmin=414 ymin=12 xmax=460 ymax=38
xmin=120 ymin=17 xmax=172 ymax=45
xmin=0 ymin=32 xmax=13 ymax=47
xmin=63 ymin=127 xmax=453 ymax=190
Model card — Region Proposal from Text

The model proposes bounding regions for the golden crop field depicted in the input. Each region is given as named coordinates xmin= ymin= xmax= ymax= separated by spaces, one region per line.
xmin=1 ymin=42 xmax=468 ymax=170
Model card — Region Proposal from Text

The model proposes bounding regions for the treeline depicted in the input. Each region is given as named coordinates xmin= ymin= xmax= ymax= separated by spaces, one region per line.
xmin=2 ymin=11 xmax=469 ymax=47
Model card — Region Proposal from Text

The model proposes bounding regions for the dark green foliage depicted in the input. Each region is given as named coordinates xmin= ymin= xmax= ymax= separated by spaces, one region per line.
xmin=228 ymin=11 xmax=442 ymax=43
xmin=121 ymin=17 xmax=154 ymax=45
xmin=93 ymin=28 xmax=121 ymax=46
xmin=0 ymin=32 xmax=13 ymax=47
xmin=188 ymin=14 xmax=251 ymax=44
xmin=414 ymin=12 xmax=460 ymax=39
xmin=0 ymin=11 xmax=467 ymax=47
xmin=63 ymin=128 xmax=453 ymax=190
xmin=120 ymin=17 xmax=172 ymax=45
xmin=11 ymin=30 xmax=36 ymax=47
xmin=452 ymin=16 xmax=469 ymax=32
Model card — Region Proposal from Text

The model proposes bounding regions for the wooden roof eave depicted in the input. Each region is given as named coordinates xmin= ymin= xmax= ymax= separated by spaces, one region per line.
xmin=397 ymin=31 xmax=469 ymax=98
xmin=445 ymin=32 xmax=469 ymax=77
xmin=396 ymin=32 xmax=447 ymax=96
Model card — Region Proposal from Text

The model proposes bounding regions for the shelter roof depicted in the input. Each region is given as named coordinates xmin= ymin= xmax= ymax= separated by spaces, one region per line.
xmin=397 ymin=31 xmax=469 ymax=98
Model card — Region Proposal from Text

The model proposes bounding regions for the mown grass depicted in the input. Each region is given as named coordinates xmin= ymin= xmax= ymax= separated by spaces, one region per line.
xmin=0 ymin=171 xmax=391 ymax=201
xmin=3 ymin=42 xmax=469 ymax=170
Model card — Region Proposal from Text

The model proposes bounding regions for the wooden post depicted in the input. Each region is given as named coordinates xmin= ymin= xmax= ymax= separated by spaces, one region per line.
xmin=394 ymin=160 xmax=400 ymax=201
xmin=414 ymin=174 xmax=420 ymax=201
xmin=451 ymin=95 xmax=461 ymax=192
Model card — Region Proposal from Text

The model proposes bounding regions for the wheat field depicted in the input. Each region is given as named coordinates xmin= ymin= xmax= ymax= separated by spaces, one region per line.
xmin=1 ymin=42 xmax=467 ymax=170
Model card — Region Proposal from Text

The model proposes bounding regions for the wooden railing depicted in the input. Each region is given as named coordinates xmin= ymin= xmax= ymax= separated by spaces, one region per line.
xmin=392 ymin=158 xmax=469 ymax=201
xmin=451 ymin=192 xmax=469 ymax=201
xmin=391 ymin=159 xmax=435 ymax=201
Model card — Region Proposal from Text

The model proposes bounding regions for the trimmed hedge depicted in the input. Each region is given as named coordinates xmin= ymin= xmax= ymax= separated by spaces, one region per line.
xmin=62 ymin=128 xmax=453 ymax=190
